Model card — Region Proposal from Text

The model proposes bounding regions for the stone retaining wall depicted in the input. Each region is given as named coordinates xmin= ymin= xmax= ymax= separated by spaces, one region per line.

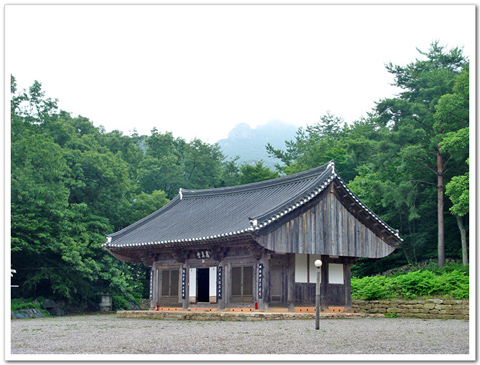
xmin=352 ymin=298 xmax=469 ymax=320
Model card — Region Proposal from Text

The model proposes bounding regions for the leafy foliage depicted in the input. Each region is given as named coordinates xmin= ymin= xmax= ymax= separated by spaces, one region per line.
xmin=351 ymin=264 xmax=469 ymax=300
xmin=239 ymin=161 xmax=279 ymax=184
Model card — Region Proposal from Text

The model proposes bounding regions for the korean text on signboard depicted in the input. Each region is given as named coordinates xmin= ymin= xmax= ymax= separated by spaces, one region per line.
xmin=217 ymin=266 xmax=222 ymax=300
xmin=258 ymin=263 xmax=263 ymax=299
xmin=195 ymin=250 xmax=211 ymax=259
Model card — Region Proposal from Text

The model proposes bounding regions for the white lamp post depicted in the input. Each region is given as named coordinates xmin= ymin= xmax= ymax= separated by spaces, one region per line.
xmin=314 ymin=259 xmax=322 ymax=330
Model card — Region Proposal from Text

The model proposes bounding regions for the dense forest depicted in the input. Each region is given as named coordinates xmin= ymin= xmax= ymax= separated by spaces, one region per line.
xmin=10 ymin=42 xmax=469 ymax=308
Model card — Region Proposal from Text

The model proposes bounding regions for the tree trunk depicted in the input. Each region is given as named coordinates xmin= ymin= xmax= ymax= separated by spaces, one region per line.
xmin=437 ymin=149 xmax=445 ymax=269
xmin=455 ymin=215 xmax=468 ymax=265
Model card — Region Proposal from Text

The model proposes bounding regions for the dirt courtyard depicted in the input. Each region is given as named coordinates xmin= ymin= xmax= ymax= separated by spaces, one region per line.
xmin=9 ymin=314 xmax=471 ymax=360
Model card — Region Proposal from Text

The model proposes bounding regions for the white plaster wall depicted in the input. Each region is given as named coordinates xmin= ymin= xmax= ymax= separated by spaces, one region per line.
xmin=295 ymin=254 xmax=308 ymax=283
xmin=329 ymin=263 xmax=344 ymax=284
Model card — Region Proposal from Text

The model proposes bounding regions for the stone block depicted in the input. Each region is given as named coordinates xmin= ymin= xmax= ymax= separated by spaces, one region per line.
xmin=415 ymin=313 xmax=431 ymax=319
xmin=423 ymin=303 xmax=435 ymax=310
xmin=443 ymin=300 xmax=460 ymax=305
xmin=435 ymin=304 xmax=453 ymax=310
xmin=17 ymin=309 xmax=44 ymax=318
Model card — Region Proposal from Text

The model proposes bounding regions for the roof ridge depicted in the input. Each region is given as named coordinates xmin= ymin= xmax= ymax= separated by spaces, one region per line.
xmin=181 ymin=162 xmax=332 ymax=199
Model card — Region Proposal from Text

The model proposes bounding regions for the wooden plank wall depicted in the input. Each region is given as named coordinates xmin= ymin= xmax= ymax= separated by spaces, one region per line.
xmin=256 ymin=187 xmax=396 ymax=258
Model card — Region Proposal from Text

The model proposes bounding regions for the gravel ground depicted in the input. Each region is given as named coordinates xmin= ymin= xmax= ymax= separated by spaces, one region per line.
xmin=10 ymin=314 xmax=470 ymax=356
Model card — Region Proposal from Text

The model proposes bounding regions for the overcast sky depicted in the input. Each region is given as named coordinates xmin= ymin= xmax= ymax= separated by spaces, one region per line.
xmin=5 ymin=4 xmax=475 ymax=143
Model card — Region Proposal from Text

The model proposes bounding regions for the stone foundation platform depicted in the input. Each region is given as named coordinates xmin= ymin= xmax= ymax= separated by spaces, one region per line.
xmin=117 ymin=308 xmax=366 ymax=321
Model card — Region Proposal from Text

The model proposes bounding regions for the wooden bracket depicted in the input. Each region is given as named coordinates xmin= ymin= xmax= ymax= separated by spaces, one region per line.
xmin=209 ymin=245 xmax=227 ymax=261
xmin=248 ymin=244 xmax=265 ymax=260
xmin=172 ymin=249 xmax=187 ymax=263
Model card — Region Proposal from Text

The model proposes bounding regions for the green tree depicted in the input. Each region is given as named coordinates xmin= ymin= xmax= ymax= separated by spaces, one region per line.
xmin=138 ymin=155 xmax=183 ymax=198
xmin=101 ymin=129 xmax=145 ymax=181
xmin=10 ymin=77 xmax=152 ymax=306
xmin=181 ymin=138 xmax=224 ymax=189
xmin=128 ymin=190 xmax=170 ymax=223
xmin=10 ymin=132 xmax=109 ymax=302
xmin=219 ymin=156 xmax=241 ymax=187
xmin=435 ymin=64 xmax=469 ymax=265
xmin=267 ymin=113 xmax=358 ymax=182
xmin=372 ymin=42 xmax=468 ymax=268
xmin=239 ymin=161 xmax=279 ymax=184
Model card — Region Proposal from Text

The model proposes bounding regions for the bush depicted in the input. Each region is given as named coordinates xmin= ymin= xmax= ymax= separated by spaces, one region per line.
xmin=351 ymin=276 xmax=390 ymax=300
xmin=11 ymin=298 xmax=50 ymax=316
xmin=352 ymin=264 xmax=469 ymax=300
xmin=11 ymin=298 xmax=43 ymax=311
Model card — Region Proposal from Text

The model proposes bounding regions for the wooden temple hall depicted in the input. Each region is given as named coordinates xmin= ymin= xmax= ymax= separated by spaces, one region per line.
xmin=104 ymin=161 xmax=403 ymax=312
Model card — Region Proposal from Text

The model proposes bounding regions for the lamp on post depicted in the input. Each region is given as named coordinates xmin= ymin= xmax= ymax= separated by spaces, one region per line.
xmin=314 ymin=259 xmax=322 ymax=330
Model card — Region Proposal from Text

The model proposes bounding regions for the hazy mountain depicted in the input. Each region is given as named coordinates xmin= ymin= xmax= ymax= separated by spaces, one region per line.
xmin=216 ymin=120 xmax=298 ymax=169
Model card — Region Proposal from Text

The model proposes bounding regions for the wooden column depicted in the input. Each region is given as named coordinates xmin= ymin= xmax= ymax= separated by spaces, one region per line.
xmin=264 ymin=255 xmax=271 ymax=309
xmin=343 ymin=258 xmax=352 ymax=311
xmin=287 ymin=253 xmax=295 ymax=311
xmin=257 ymin=255 xmax=268 ymax=310
xmin=151 ymin=261 xmax=157 ymax=309
xmin=182 ymin=264 xmax=188 ymax=310
xmin=225 ymin=262 xmax=231 ymax=306
xmin=218 ymin=262 xmax=225 ymax=310
xmin=320 ymin=255 xmax=328 ymax=310
xmin=156 ymin=265 xmax=162 ymax=306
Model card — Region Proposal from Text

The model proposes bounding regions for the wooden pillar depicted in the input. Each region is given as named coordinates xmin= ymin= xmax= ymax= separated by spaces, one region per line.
xmin=158 ymin=265 xmax=162 ymax=306
xmin=225 ymin=262 xmax=231 ymax=306
xmin=218 ymin=262 xmax=225 ymax=310
xmin=150 ymin=261 xmax=157 ymax=309
xmin=263 ymin=260 xmax=270 ymax=311
xmin=287 ymin=253 xmax=295 ymax=311
xmin=257 ymin=255 xmax=268 ymax=310
xmin=182 ymin=264 xmax=188 ymax=310
xmin=343 ymin=258 xmax=352 ymax=311
xmin=320 ymin=255 xmax=328 ymax=310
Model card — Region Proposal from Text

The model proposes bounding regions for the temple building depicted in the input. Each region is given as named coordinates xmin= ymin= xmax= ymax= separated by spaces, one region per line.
xmin=104 ymin=161 xmax=402 ymax=311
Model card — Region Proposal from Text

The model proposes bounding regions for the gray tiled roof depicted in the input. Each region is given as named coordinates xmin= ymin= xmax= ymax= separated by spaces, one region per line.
xmin=104 ymin=161 xmax=402 ymax=250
